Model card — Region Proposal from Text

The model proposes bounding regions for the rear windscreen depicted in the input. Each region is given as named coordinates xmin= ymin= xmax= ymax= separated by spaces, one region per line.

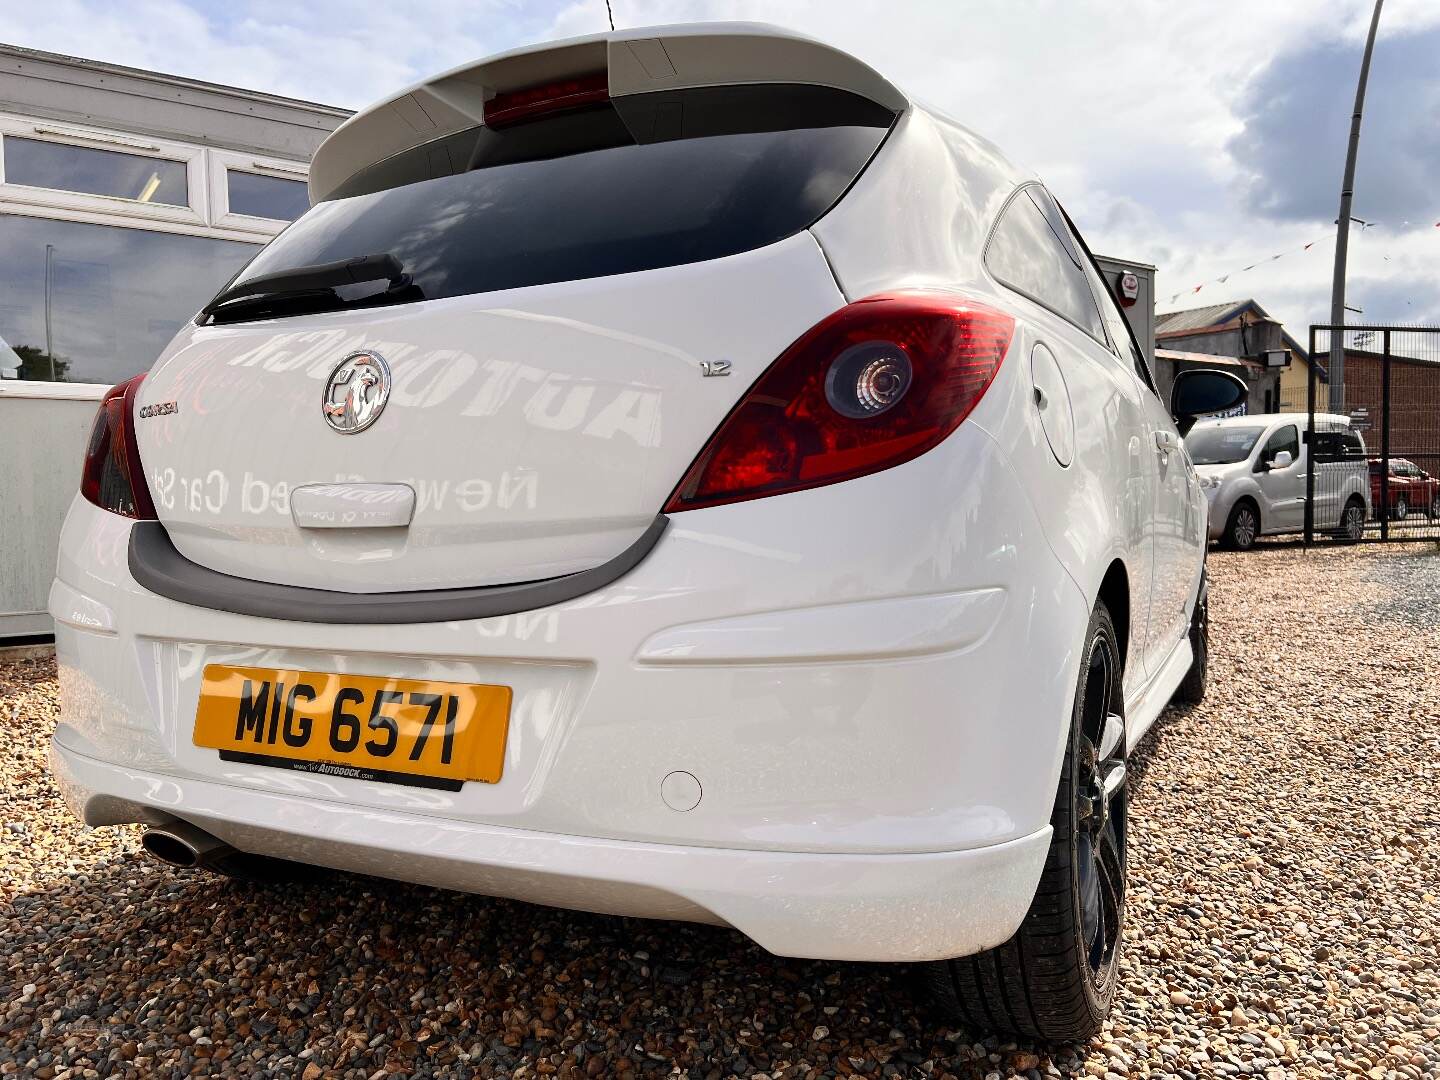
xmin=210 ymin=84 xmax=894 ymax=322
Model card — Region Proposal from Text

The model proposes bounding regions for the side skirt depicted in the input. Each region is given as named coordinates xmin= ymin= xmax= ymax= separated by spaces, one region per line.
xmin=1123 ymin=635 xmax=1193 ymax=748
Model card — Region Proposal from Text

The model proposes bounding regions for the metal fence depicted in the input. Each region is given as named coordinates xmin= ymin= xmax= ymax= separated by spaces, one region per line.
xmin=1306 ymin=325 xmax=1440 ymax=543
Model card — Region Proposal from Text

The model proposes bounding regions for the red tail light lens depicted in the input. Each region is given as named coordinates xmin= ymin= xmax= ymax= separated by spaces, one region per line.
xmin=81 ymin=374 xmax=157 ymax=520
xmin=484 ymin=72 xmax=610 ymax=129
xmin=664 ymin=293 xmax=1015 ymax=513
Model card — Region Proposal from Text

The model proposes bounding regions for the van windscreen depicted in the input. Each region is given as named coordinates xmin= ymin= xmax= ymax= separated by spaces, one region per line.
xmin=205 ymin=84 xmax=895 ymax=324
xmin=1185 ymin=425 xmax=1266 ymax=465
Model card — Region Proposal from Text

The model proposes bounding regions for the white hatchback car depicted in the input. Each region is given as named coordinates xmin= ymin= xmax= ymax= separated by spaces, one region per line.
xmin=49 ymin=24 xmax=1242 ymax=1038
xmin=1186 ymin=413 xmax=1370 ymax=549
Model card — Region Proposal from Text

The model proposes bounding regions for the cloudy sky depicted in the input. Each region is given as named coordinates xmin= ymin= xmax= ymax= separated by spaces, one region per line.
xmin=4 ymin=0 xmax=1438 ymax=334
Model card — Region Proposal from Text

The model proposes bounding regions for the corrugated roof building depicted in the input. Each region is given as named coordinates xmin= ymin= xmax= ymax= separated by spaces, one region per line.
xmin=1156 ymin=298 xmax=1320 ymax=413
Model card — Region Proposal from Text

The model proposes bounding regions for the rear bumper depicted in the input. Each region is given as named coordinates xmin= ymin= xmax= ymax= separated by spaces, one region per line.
xmin=49 ymin=422 xmax=1088 ymax=960
xmin=51 ymin=739 xmax=1050 ymax=962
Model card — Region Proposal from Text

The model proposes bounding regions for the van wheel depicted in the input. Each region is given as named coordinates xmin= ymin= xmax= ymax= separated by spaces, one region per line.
xmin=1223 ymin=501 xmax=1259 ymax=550
xmin=1336 ymin=497 xmax=1366 ymax=542
xmin=1174 ymin=569 xmax=1208 ymax=705
xmin=924 ymin=603 xmax=1126 ymax=1041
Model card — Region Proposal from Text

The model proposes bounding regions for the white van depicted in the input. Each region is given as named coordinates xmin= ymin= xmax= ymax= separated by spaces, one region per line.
xmin=1186 ymin=413 xmax=1370 ymax=548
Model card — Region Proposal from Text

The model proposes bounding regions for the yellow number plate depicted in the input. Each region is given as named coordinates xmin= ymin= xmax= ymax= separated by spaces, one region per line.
xmin=194 ymin=664 xmax=511 ymax=790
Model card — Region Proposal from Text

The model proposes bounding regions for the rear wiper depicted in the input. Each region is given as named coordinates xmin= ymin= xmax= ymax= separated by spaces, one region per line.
xmin=200 ymin=253 xmax=410 ymax=319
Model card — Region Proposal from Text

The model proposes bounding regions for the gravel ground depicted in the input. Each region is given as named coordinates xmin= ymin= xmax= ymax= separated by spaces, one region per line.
xmin=3 ymin=544 xmax=1438 ymax=1080
xmin=1358 ymin=540 xmax=1440 ymax=628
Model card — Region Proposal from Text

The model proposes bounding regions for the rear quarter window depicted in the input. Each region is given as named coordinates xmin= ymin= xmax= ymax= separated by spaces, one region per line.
xmin=984 ymin=185 xmax=1107 ymax=342
xmin=211 ymin=84 xmax=894 ymax=322
xmin=1311 ymin=429 xmax=1366 ymax=463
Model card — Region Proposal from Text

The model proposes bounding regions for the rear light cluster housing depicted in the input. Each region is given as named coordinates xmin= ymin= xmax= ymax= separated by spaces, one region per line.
xmin=665 ymin=293 xmax=1015 ymax=512
xmin=81 ymin=373 xmax=157 ymax=520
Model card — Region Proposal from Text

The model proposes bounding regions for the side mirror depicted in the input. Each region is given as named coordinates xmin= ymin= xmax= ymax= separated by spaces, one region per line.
xmin=1271 ymin=450 xmax=1293 ymax=470
xmin=1171 ymin=368 xmax=1249 ymax=436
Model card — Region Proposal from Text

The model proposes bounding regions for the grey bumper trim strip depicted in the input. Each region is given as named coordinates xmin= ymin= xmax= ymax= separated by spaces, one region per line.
xmin=128 ymin=516 xmax=669 ymax=625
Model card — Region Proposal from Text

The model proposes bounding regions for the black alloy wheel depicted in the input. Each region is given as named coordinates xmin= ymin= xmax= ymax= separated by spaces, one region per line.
xmin=1073 ymin=625 xmax=1127 ymax=986
xmin=925 ymin=603 xmax=1127 ymax=1040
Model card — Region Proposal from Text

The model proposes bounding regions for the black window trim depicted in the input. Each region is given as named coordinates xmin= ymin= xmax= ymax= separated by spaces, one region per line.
xmin=1052 ymin=196 xmax=1162 ymax=396
xmin=199 ymin=83 xmax=900 ymax=327
xmin=982 ymin=181 xmax=1111 ymax=349
xmin=1255 ymin=423 xmax=1300 ymax=471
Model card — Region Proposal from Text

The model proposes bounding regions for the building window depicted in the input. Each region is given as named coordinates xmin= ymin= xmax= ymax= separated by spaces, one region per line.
xmin=3 ymin=135 xmax=189 ymax=206
xmin=227 ymin=169 xmax=308 ymax=221
xmin=0 ymin=214 xmax=257 ymax=384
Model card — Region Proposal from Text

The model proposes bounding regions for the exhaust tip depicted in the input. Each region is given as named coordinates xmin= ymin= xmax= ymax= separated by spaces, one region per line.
xmin=141 ymin=829 xmax=201 ymax=867
xmin=141 ymin=822 xmax=228 ymax=869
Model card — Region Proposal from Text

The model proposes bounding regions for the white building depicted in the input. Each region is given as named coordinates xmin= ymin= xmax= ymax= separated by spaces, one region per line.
xmin=0 ymin=44 xmax=348 ymax=637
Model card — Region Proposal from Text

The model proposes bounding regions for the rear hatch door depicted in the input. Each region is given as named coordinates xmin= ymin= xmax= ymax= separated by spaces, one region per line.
xmin=134 ymin=80 xmax=894 ymax=592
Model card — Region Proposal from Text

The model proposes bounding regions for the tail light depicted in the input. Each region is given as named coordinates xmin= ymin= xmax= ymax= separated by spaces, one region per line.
xmin=81 ymin=374 xmax=157 ymax=520
xmin=484 ymin=72 xmax=609 ymax=129
xmin=664 ymin=293 xmax=1014 ymax=513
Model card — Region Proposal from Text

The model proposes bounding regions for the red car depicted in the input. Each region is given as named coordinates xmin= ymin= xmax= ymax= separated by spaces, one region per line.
xmin=1369 ymin=458 xmax=1440 ymax=519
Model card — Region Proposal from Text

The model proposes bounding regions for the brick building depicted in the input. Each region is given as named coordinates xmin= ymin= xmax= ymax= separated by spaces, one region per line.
xmin=1333 ymin=343 xmax=1440 ymax=459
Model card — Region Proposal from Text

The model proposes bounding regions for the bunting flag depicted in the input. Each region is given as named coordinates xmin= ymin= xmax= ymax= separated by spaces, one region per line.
xmin=1167 ymin=236 xmax=1329 ymax=305
xmin=1163 ymin=217 xmax=1440 ymax=307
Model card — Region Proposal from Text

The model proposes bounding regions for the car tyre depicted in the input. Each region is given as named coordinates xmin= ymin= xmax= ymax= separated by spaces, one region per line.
xmin=1336 ymin=497 xmax=1366 ymax=542
xmin=1222 ymin=501 xmax=1259 ymax=551
xmin=1430 ymin=495 xmax=1440 ymax=520
xmin=1393 ymin=496 xmax=1408 ymax=521
xmin=923 ymin=602 xmax=1126 ymax=1041
xmin=1174 ymin=569 xmax=1208 ymax=705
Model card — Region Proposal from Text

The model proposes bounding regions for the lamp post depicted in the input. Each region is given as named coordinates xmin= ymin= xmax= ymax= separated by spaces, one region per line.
xmin=1328 ymin=0 xmax=1384 ymax=413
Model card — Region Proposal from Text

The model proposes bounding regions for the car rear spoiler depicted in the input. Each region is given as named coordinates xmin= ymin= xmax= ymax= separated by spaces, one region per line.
xmin=307 ymin=22 xmax=908 ymax=204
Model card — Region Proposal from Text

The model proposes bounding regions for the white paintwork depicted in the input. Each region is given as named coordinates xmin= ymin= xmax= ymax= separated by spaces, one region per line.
xmin=1190 ymin=412 xmax=1370 ymax=541
xmin=1030 ymin=343 xmax=1075 ymax=467
xmin=51 ymin=431 xmax=1089 ymax=856
xmin=52 ymin=740 xmax=1050 ymax=963
xmin=134 ymin=232 xmax=842 ymax=592
xmin=290 ymin=483 xmax=415 ymax=530
xmin=48 ymin=578 xmax=116 ymax=635
xmin=50 ymin=25 xmax=1207 ymax=963
xmin=811 ymin=110 xmax=1207 ymax=699
xmin=635 ymin=587 xmax=1006 ymax=665
xmin=308 ymin=23 xmax=905 ymax=204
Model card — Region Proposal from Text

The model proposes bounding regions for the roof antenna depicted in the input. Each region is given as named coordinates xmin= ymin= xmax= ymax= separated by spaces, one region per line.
xmin=605 ymin=0 xmax=615 ymax=30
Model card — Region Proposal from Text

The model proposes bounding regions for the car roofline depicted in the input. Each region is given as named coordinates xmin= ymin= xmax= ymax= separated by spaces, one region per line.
xmin=308 ymin=22 xmax=909 ymax=204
